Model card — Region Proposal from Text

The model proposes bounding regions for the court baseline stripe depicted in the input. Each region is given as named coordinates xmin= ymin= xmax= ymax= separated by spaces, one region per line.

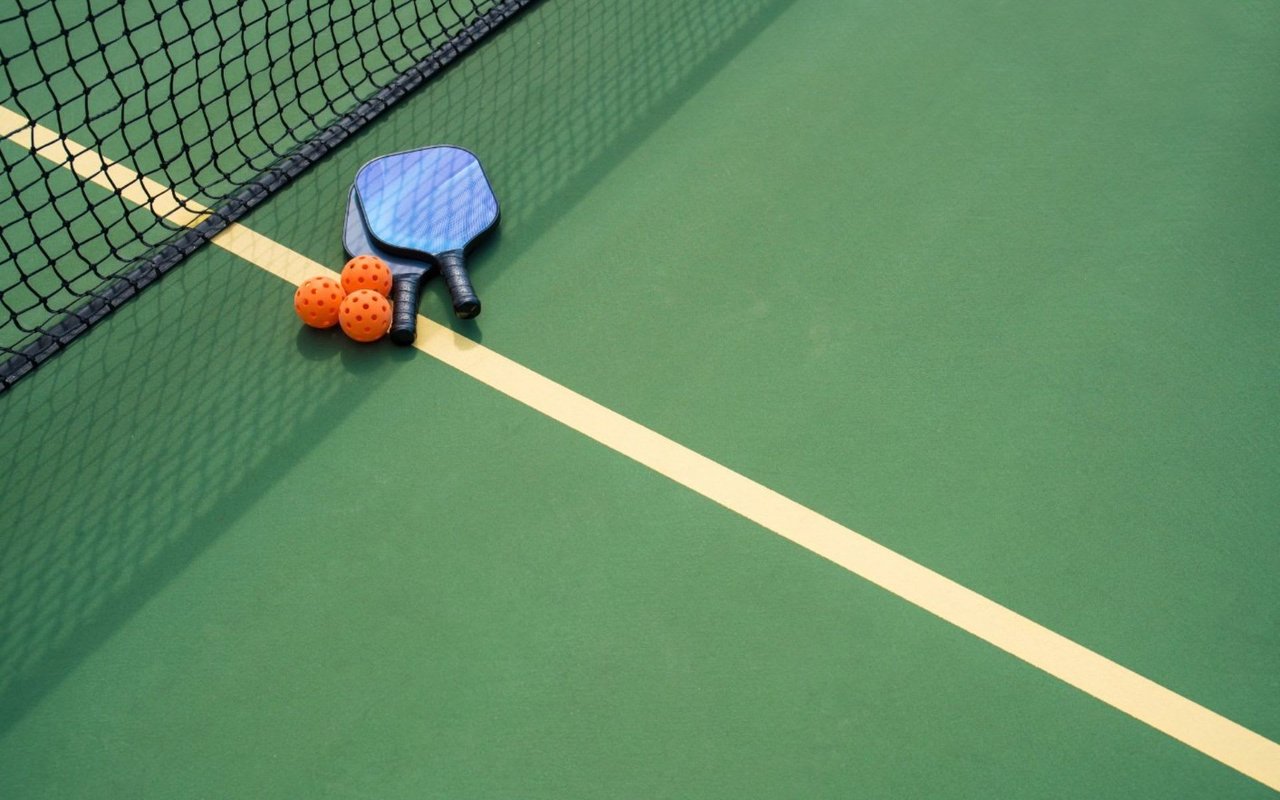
xmin=4 ymin=106 xmax=1278 ymax=791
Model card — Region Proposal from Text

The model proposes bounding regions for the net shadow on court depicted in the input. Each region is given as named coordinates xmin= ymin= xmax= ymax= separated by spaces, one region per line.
xmin=0 ymin=248 xmax=412 ymax=734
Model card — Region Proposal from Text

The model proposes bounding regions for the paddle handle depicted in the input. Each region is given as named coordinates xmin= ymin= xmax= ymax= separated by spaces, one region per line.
xmin=439 ymin=250 xmax=481 ymax=319
xmin=388 ymin=271 xmax=425 ymax=345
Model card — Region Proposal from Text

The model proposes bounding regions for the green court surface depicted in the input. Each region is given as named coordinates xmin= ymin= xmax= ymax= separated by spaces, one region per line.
xmin=2 ymin=0 xmax=1279 ymax=797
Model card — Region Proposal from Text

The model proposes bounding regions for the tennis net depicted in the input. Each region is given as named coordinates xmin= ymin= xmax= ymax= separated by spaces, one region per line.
xmin=0 ymin=0 xmax=534 ymax=391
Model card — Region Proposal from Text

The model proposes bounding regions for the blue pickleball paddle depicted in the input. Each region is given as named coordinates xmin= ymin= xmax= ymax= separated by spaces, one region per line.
xmin=353 ymin=146 xmax=499 ymax=333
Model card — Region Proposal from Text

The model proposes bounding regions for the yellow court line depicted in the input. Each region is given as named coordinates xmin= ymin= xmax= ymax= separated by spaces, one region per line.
xmin=5 ymin=106 xmax=1280 ymax=792
xmin=0 ymin=106 xmax=210 ymax=228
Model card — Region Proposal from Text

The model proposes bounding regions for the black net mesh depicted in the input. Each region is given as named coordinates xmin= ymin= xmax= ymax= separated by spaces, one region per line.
xmin=0 ymin=0 xmax=533 ymax=390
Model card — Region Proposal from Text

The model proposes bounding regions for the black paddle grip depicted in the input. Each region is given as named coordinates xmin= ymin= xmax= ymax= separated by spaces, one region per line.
xmin=389 ymin=271 xmax=425 ymax=345
xmin=438 ymin=250 xmax=480 ymax=319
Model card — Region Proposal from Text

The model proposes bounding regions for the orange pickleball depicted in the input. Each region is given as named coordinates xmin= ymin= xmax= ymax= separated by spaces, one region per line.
xmin=339 ymin=289 xmax=392 ymax=343
xmin=293 ymin=276 xmax=345 ymax=328
xmin=341 ymin=255 xmax=393 ymax=296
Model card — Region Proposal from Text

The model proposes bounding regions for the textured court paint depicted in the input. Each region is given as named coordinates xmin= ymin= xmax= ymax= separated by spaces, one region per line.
xmin=239 ymin=0 xmax=1280 ymax=766
xmin=8 ymin=57 xmax=1280 ymax=800
xmin=203 ymin=225 xmax=1280 ymax=791
xmin=239 ymin=0 xmax=1280 ymax=792
xmin=3 ymin=0 xmax=1279 ymax=797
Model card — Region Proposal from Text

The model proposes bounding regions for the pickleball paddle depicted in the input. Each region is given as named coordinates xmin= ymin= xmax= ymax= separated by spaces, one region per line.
xmin=342 ymin=187 xmax=437 ymax=345
xmin=353 ymin=145 xmax=499 ymax=324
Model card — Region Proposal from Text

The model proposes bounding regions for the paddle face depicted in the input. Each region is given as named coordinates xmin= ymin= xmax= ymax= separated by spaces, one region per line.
xmin=344 ymin=187 xmax=435 ymax=345
xmin=354 ymin=146 xmax=498 ymax=320
xmin=355 ymin=145 xmax=499 ymax=254
xmin=342 ymin=188 xmax=435 ymax=281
